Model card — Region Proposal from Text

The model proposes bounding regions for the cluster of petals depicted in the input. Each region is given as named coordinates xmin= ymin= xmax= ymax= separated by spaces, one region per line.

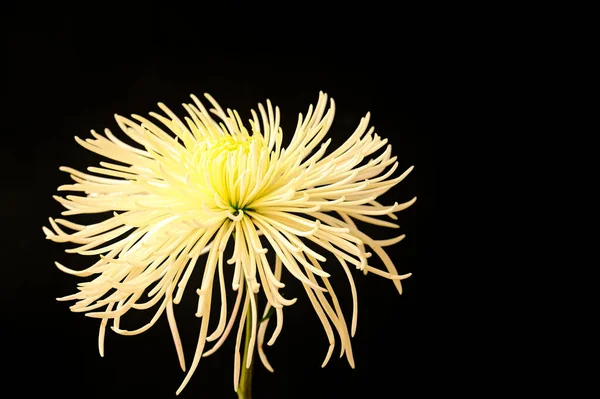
xmin=44 ymin=92 xmax=415 ymax=394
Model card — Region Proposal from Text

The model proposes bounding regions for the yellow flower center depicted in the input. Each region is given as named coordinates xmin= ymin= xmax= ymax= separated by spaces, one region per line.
xmin=189 ymin=134 xmax=267 ymax=217
xmin=210 ymin=135 xmax=254 ymax=154
xmin=194 ymin=134 xmax=256 ymax=160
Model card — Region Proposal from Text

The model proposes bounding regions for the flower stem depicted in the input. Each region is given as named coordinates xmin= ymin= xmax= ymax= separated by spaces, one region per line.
xmin=237 ymin=296 xmax=255 ymax=399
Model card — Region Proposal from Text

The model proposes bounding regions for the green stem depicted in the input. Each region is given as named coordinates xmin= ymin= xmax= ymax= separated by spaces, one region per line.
xmin=238 ymin=296 xmax=255 ymax=399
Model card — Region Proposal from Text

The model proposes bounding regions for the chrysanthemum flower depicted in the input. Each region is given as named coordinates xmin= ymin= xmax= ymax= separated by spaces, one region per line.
xmin=43 ymin=92 xmax=415 ymax=395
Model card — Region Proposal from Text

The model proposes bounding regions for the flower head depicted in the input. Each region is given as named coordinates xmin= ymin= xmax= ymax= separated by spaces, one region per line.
xmin=44 ymin=92 xmax=415 ymax=394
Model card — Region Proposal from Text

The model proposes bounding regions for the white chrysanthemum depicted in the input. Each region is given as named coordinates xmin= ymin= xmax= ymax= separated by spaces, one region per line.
xmin=43 ymin=92 xmax=415 ymax=395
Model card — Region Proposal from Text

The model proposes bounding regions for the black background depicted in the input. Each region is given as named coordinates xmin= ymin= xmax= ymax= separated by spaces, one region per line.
xmin=4 ymin=3 xmax=433 ymax=398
